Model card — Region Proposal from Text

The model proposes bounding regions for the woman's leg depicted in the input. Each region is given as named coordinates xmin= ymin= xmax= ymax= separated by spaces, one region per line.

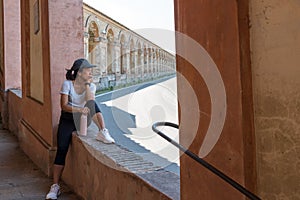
xmin=85 ymin=100 xmax=105 ymax=130
xmin=53 ymin=113 xmax=76 ymax=182
xmin=53 ymin=164 xmax=64 ymax=184
xmin=92 ymin=112 xmax=105 ymax=130
xmin=46 ymin=112 xmax=76 ymax=199
xmin=84 ymin=100 xmax=114 ymax=143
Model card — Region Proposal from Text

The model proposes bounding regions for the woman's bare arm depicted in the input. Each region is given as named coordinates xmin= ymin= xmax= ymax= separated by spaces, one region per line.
xmin=60 ymin=94 xmax=84 ymax=113
xmin=85 ymin=83 xmax=95 ymax=101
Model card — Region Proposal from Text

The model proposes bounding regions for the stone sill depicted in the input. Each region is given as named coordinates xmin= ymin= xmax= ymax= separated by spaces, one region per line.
xmin=8 ymin=89 xmax=22 ymax=98
xmin=72 ymin=126 xmax=180 ymax=200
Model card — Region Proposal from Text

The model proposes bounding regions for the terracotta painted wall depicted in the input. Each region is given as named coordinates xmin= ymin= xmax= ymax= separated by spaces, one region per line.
xmin=249 ymin=0 xmax=300 ymax=199
xmin=174 ymin=0 xmax=256 ymax=199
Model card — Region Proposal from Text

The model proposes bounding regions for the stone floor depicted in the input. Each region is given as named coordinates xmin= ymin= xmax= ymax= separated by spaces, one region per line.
xmin=0 ymin=127 xmax=82 ymax=200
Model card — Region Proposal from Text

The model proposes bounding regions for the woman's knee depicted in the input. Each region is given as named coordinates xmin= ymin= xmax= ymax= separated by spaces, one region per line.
xmin=54 ymin=148 xmax=68 ymax=165
xmin=85 ymin=100 xmax=101 ymax=116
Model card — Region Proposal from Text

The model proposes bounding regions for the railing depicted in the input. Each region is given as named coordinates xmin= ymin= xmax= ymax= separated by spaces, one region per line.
xmin=152 ymin=122 xmax=261 ymax=200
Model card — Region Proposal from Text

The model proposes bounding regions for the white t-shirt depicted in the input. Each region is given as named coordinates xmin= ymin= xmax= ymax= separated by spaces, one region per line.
xmin=60 ymin=80 xmax=96 ymax=108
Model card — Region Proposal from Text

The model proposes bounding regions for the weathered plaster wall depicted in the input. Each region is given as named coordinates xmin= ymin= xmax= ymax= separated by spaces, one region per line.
xmin=249 ymin=1 xmax=300 ymax=199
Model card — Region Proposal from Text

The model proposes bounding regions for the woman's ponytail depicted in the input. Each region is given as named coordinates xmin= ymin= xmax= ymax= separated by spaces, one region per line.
xmin=65 ymin=69 xmax=75 ymax=80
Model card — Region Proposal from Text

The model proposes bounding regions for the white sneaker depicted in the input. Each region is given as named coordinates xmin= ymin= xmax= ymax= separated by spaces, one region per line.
xmin=96 ymin=128 xmax=115 ymax=144
xmin=46 ymin=183 xmax=61 ymax=199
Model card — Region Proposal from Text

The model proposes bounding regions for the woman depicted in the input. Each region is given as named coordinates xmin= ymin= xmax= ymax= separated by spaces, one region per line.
xmin=46 ymin=58 xmax=114 ymax=200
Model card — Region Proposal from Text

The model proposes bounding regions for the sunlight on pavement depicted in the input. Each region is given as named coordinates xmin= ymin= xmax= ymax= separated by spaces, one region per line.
xmin=102 ymin=77 xmax=180 ymax=165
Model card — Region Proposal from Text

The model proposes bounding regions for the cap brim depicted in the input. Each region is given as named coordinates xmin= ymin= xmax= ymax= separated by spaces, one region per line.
xmin=83 ymin=64 xmax=97 ymax=68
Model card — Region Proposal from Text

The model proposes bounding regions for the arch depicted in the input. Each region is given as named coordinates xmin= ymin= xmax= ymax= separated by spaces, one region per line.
xmin=88 ymin=21 xmax=100 ymax=64
xmin=84 ymin=14 xmax=100 ymax=29
xmin=88 ymin=21 xmax=100 ymax=52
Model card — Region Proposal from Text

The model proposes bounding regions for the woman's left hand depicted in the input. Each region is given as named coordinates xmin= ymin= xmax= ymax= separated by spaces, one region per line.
xmin=80 ymin=107 xmax=90 ymax=115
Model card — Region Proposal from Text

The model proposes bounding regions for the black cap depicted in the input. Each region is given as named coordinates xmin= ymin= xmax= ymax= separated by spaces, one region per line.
xmin=70 ymin=58 xmax=96 ymax=71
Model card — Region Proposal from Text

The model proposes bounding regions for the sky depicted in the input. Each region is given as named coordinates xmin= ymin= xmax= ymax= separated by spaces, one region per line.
xmin=83 ymin=0 xmax=175 ymax=52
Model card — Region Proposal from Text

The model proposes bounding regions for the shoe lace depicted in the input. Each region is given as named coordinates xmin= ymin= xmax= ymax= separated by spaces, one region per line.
xmin=102 ymin=128 xmax=109 ymax=137
xmin=50 ymin=184 xmax=59 ymax=194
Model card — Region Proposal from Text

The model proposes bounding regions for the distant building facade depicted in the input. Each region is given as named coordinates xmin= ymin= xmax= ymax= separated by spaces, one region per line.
xmin=83 ymin=4 xmax=176 ymax=90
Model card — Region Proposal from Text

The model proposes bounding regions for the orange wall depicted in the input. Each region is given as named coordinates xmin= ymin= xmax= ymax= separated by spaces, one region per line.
xmin=175 ymin=0 xmax=256 ymax=199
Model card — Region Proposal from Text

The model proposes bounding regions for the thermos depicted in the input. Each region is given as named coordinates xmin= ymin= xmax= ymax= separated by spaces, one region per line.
xmin=79 ymin=114 xmax=87 ymax=136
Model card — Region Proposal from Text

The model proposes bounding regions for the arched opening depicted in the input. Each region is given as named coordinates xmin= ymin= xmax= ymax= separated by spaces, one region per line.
xmin=88 ymin=21 xmax=99 ymax=64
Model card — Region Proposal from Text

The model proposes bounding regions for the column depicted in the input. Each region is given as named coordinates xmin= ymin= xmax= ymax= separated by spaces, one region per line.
xmin=175 ymin=0 xmax=256 ymax=199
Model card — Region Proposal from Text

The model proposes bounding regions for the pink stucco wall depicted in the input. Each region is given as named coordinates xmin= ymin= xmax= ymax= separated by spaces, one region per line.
xmin=48 ymin=0 xmax=84 ymax=142
xmin=3 ymin=0 xmax=21 ymax=90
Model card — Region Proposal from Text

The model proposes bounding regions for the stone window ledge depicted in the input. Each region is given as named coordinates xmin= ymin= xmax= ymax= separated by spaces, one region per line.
xmin=8 ymin=89 xmax=22 ymax=98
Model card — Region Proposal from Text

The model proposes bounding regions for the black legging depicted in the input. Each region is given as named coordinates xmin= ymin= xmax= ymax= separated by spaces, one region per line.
xmin=54 ymin=100 xmax=101 ymax=165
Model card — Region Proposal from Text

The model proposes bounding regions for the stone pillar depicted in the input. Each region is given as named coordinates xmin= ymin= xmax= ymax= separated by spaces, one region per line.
xmin=149 ymin=52 xmax=153 ymax=77
xmin=144 ymin=51 xmax=148 ymax=77
xmin=134 ymin=50 xmax=138 ymax=77
xmin=175 ymin=0 xmax=257 ymax=199
xmin=113 ymin=42 xmax=121 ymax=74
xmin=99 ymin=38 xmax=107 ymax=75
xmin=125 ymin=48 xmax=130 ymax=82
xmin=121 ymin=46 xmax=128 ymax=74
xmin=159 ymin=57 xmax=162 ymax=75
xmin=84 ymin=31 xmax=89 ymax=59
xmin=140 ymin=49 xmax=144 ymax=79
xmin=92 ymin=43 xmax=101 ymax=76
xmin=153 ymin=55 xmax=157 ymax=77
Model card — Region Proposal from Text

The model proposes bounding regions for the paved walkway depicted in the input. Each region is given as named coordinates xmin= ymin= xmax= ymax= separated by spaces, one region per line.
xmin=95 ymin=75 xmax=180 ymax=175
xmin=0 ymin=126 xmax=81 ymax=200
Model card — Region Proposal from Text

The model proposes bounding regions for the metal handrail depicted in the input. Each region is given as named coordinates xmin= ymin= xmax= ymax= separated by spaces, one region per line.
xmin=152 ymin=121 xmax=261 ymax=200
